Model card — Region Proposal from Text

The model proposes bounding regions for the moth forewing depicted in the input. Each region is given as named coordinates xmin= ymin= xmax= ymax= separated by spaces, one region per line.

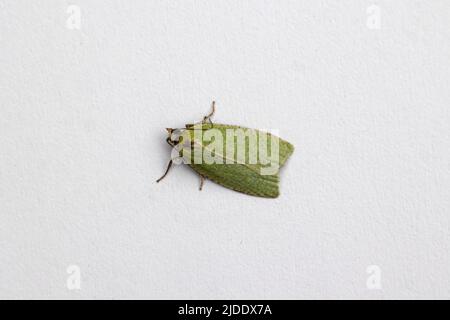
xmin=202 ymin=128 xmax=224 ymax=165
xmin=227 ymin=128 xmax=258 ymax=165
xmin=183 ymin=123 xmax=289 ymax=176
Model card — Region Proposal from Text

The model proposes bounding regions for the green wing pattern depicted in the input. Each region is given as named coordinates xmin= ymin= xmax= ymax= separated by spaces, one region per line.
xmin=182 ymin=123 xmax=294 ymax=198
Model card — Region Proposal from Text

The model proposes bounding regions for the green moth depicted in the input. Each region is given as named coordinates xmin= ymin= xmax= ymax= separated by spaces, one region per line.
xmin=157 ymin=101 xmax=294 ymax=198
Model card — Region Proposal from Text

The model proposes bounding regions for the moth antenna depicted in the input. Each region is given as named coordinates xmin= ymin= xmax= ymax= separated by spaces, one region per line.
xmin=172 ymin=127 xmax=211 ymax=131
xmin=156 ymin=160 xmax=173 ymax=183
xmin=184 ymin=127 xmax=210 ymax=131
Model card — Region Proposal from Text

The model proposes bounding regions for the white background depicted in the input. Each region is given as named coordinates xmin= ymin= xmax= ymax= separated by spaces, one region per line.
xmin=1 ymin=0 xmax=449 ymax=299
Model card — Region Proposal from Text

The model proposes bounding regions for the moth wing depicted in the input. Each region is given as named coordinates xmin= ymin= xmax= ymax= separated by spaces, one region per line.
xmin=183 ymin=123 xmax=293 ymax=198
xmin=277 ymin=136 xmax=294 ymax=167
xmin=189 ymin=163 xmax=280 ymax=198
xmin=199 ymin=123 xmax=294 ymax=168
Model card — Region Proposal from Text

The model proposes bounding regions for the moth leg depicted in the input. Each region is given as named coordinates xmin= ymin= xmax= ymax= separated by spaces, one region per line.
xmin=156 ymin=160 xmax=173 ymax=183
xmin=202 ymin=101 xmax=215 ymax=124
xmin=199 ymin=174 xmax=205 ymax=191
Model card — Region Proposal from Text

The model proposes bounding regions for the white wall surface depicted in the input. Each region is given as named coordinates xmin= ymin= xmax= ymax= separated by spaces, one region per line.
xmin=0 ymin=0 xmax=449 ymax=299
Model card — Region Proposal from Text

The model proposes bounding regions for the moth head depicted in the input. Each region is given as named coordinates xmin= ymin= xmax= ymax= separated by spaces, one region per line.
xmin=165 ymin=128 xmax=182 ymax=146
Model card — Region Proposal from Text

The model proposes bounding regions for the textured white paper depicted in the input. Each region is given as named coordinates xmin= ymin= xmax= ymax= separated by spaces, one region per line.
xmin=0 ymin=0 xmax=449 ymax=299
